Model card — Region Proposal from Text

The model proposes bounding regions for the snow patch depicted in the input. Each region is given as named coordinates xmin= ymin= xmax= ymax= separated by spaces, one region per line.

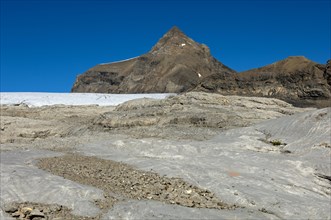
xmin=0 ymin=93 xmax=175 ymax=107
xmin=99 ymin=56 xmax=138 ymax=65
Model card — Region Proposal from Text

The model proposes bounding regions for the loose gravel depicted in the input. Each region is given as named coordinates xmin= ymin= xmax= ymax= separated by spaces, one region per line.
xmin=36 ymin=154 xmax=235 ymax=211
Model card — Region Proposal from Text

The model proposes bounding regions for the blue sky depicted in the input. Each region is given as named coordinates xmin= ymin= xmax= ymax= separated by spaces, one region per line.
xmin=1 ymin=0 xmax=330 ymax=92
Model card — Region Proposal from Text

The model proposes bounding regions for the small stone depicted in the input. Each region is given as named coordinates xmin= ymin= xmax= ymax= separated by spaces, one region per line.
xmin=186 ymin=200 xmax=194 ymax=207
xmin=4 ymin=204 xmax=18 ymax=213
xmin=204 ymin=200 xmax=214 ymax=207
xmin=21 ymin=207 xmax=33 ymax=215
xmin=11 ymin=211 xmax=20 ymax=217
xmin=29 ymin=209 xmax=45 ymax=218
xmin=49 ymin=205 xmax=62 ymax=212
xmin=167 ymin=187 xmax=174 ymax=192
xmin=281 ymin=149 xmax=292 ymax=154
xmin=185 ymin=189 xmax=192 ymax=194
xmin=42 ymin=207 xmax=50 ymax=214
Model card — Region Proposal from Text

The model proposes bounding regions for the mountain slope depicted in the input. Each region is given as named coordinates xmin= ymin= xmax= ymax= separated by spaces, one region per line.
xmin=195 ymin=56 xmax=330 ymax=107
xmin=71 ymin=27 xmax=235 ymax=93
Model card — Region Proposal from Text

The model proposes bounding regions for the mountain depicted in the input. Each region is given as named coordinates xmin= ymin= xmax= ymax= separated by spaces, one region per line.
xmin=71 ymin=26 xmax=330 ymax=107
xmin=71 ymin=26 xmax=235 ymax=93
xmin=195 ymin=56 xmax=331 ymax=107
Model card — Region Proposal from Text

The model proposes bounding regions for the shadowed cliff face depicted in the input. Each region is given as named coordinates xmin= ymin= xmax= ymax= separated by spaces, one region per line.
xmin=195 ymin=56 xmax=331 ymax=107
xmin=71 ymin=26 xmax=235 ymax=93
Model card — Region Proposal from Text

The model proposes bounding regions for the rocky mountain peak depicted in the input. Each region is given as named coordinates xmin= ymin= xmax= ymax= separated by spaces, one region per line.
xmin=165 ymin=26 xmax=185 ymax=37
xmin=285 ymin=55 xmax=308 ymax=60
xmin=150 ymin=26 xmax=208 ymax=55
xmin=71 ymin=26 xmax=234 ymax=94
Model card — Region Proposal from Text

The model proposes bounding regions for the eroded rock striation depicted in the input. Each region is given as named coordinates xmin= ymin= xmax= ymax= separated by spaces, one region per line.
xmin=92 ymin=92 xmax=308 ymax=140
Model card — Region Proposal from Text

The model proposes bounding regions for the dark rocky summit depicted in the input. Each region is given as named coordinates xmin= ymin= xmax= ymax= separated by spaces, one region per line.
xmin=71 ymin=26 xmax=330 ymax=107
xmin=71 ymin=26 xmax=235 ymax=93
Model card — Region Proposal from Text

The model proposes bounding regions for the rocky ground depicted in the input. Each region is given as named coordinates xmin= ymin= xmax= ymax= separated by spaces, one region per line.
xmin=1 ymin=92 xmax=330 ymax=219
xmin=37 ymin=154 xmax=233 ymax=209
xmin=3 ymin=202 xmax=82 ymax=220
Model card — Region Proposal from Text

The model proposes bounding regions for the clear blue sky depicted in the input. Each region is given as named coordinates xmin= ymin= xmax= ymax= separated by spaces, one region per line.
xmin=1 ymin=0 xmax=330 ymax=92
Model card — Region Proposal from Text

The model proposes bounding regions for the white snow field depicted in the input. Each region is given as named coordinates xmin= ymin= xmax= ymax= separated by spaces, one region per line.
xmin=0 ymin=92 xmax=175 ymax=107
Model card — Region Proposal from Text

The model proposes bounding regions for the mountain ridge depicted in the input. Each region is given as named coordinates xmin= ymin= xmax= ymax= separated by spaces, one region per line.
xmin=71 ymin=26 xmax=330 ymax=107
xmin=194 ymin=55 xmax=330 ymax=107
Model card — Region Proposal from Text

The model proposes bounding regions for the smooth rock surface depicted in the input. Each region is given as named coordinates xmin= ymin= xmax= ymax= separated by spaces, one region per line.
xmin=0 ymin=93 xmax=329 ymax=219
xmin=76 ymin=108 xmax=331 ymax=219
